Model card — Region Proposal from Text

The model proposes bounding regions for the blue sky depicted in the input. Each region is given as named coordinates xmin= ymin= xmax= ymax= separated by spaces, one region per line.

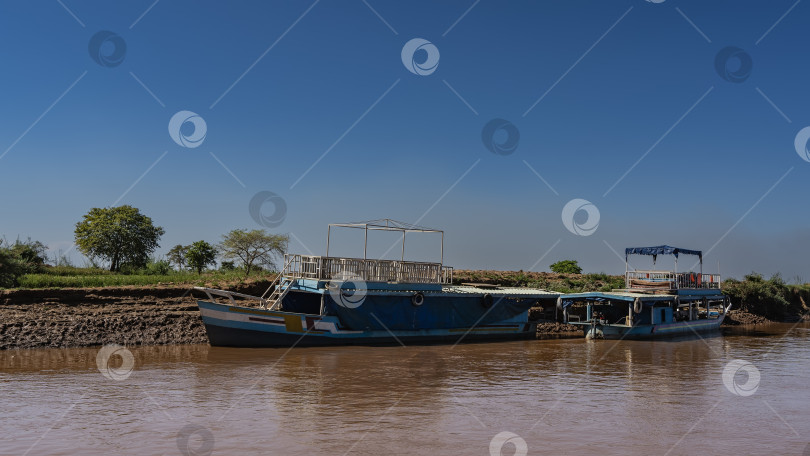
xmin=0 ymin=0 xmax=808 ymax=280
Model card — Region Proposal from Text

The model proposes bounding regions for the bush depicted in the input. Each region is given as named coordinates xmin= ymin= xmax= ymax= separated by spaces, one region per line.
xmin=550 ymin=260 xmax=582 ymax=274
xmin=143 ymin=259 xmax=172 ymax=275
xmin=0 ymin=238 xmax=48 ymax=287
xmin=723 ymin=273 xmax=792 ymax=320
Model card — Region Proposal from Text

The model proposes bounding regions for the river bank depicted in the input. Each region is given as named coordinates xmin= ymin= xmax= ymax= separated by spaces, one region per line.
xmin=0 ymin=275 xmax=792 ymax=350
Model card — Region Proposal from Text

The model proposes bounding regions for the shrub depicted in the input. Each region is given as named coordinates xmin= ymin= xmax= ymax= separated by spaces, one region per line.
xmin=550 ymin=260 xmax=582 ymax=274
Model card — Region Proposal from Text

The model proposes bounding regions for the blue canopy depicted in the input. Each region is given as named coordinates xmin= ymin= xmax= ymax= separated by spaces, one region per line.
xmin=625 ymin=245 xmax=702 ymax=259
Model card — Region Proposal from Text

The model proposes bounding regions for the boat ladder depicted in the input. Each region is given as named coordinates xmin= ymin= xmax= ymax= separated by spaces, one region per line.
xmin=261 ymin=257 xmax=296 ymax=310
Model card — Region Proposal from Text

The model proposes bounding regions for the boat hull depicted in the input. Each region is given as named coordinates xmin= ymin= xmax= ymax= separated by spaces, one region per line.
xmin=198 ymin=300 xmax=537 ymax=347
xmin=579 ymin=318 xmax=724 ymax=340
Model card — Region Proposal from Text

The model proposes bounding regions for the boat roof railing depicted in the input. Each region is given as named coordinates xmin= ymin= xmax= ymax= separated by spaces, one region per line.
xmin=326 ymin=219 xmax=444 ymax=265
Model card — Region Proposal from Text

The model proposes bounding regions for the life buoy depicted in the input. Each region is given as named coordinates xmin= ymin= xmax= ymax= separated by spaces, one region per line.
xmin=411 ymin=292 xmax=424 ymax=307
xmin=481 ymin=293 xmax=494 ymax=309
xmin=633 ymin=297 xmax=643 ymax=314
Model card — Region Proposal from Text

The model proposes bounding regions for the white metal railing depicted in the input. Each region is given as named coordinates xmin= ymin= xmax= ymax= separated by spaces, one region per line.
xmin=282 ymin=254 xmax=453 ymax=284
xmin=195 ymin=287 xmax=267 ymax=307
xmin=626 ymin=270 xmax=721 ymax=290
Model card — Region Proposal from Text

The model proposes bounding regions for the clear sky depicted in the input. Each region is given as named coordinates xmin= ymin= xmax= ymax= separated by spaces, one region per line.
xmin=1 ymin=0 xmax=808 ymax=280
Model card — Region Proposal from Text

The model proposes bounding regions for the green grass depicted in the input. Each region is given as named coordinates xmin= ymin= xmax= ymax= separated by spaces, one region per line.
xmin=15 ymin=268 xmax=274 ymax=289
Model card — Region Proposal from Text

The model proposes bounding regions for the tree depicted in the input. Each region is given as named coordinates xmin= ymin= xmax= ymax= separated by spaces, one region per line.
xmin=220 ymin=229 xmax=287 ymax=276
xmin=186 ymin=240 xmax=217 ymax=274
xmin=550 ymin=260 xmax=582 ymax=274
xmin=167 ymin=244 xmax=188 ymax=270
xmin=74 ymin=206 xmax=165 ymax=272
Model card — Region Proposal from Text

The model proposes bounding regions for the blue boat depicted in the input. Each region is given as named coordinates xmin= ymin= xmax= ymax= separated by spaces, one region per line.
xmin=195 ymin=220 xmax=558 ymax=347
xmin=559 ymin=246 xmax=731 ymax=340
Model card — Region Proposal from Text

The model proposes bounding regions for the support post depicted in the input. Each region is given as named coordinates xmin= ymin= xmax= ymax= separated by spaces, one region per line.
xmin=326 ymin=225 xmax=331 ymax=257
xmin=364 ymin=226 xmax=368 ymax=260
xmin=401 ymin=231 xmax=405 ymax=262
xmin=440 ymin=232 xmax=444 ymax=265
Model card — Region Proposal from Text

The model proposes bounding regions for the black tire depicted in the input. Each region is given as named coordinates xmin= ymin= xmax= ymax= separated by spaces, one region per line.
xmin=481 ymin=293 xmax=494 ymax=308
xmin=411 ymin=292 xmax=425 ymax=307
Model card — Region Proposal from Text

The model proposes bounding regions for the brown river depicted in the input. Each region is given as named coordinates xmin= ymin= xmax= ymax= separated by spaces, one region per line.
xmin=1 ymin=324 xmax=809 ymax=455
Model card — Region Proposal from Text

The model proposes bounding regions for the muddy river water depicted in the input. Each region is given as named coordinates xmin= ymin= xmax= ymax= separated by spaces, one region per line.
xmin=1 ymin=324 xmax=808 ymax=455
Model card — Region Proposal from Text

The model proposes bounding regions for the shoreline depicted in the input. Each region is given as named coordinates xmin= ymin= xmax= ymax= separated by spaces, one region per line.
xmin=0 ymin=283 xmax=783 ymax=350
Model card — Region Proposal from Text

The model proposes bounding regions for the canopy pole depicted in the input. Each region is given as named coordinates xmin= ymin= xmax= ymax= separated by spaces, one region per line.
xmin=363 ymin=226 xmax=368 ymax=260
xmin=440 ymin=232 xmax=444 ymax=265
xmin=401 ymin=231 xmax=405 ymax=262
xmin=326 ymin=225 xmax=331 ymax=257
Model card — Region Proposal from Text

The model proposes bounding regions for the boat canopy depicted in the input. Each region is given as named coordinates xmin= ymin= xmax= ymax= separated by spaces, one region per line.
xmin=326 ymin=219 xmax=444 ymax=264
xmin=625 ymin=245 xmax=702 ymax=261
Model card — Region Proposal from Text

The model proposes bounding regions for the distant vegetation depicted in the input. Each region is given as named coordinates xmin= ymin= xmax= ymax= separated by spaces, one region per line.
xmin=0 ymin=205 xmax=289 ymax=289
xmin=453 ymin=269 xmax=625 ymax=293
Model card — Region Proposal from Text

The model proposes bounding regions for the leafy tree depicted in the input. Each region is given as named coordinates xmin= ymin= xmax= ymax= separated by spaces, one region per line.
xmin=74 ymin=205 xmax=165 ymax=272
xmin=186 ymin=240 xmax=217 ymax=274
xmin=550 ymin=260 xmax=582 ymax=274
xmin=220 ymin=261 xmax=236 ymax=271
xmin=167 ymin=244 xmax=188 ymax=270
xmin=220 ymin=229 xmax=287 ymax=276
